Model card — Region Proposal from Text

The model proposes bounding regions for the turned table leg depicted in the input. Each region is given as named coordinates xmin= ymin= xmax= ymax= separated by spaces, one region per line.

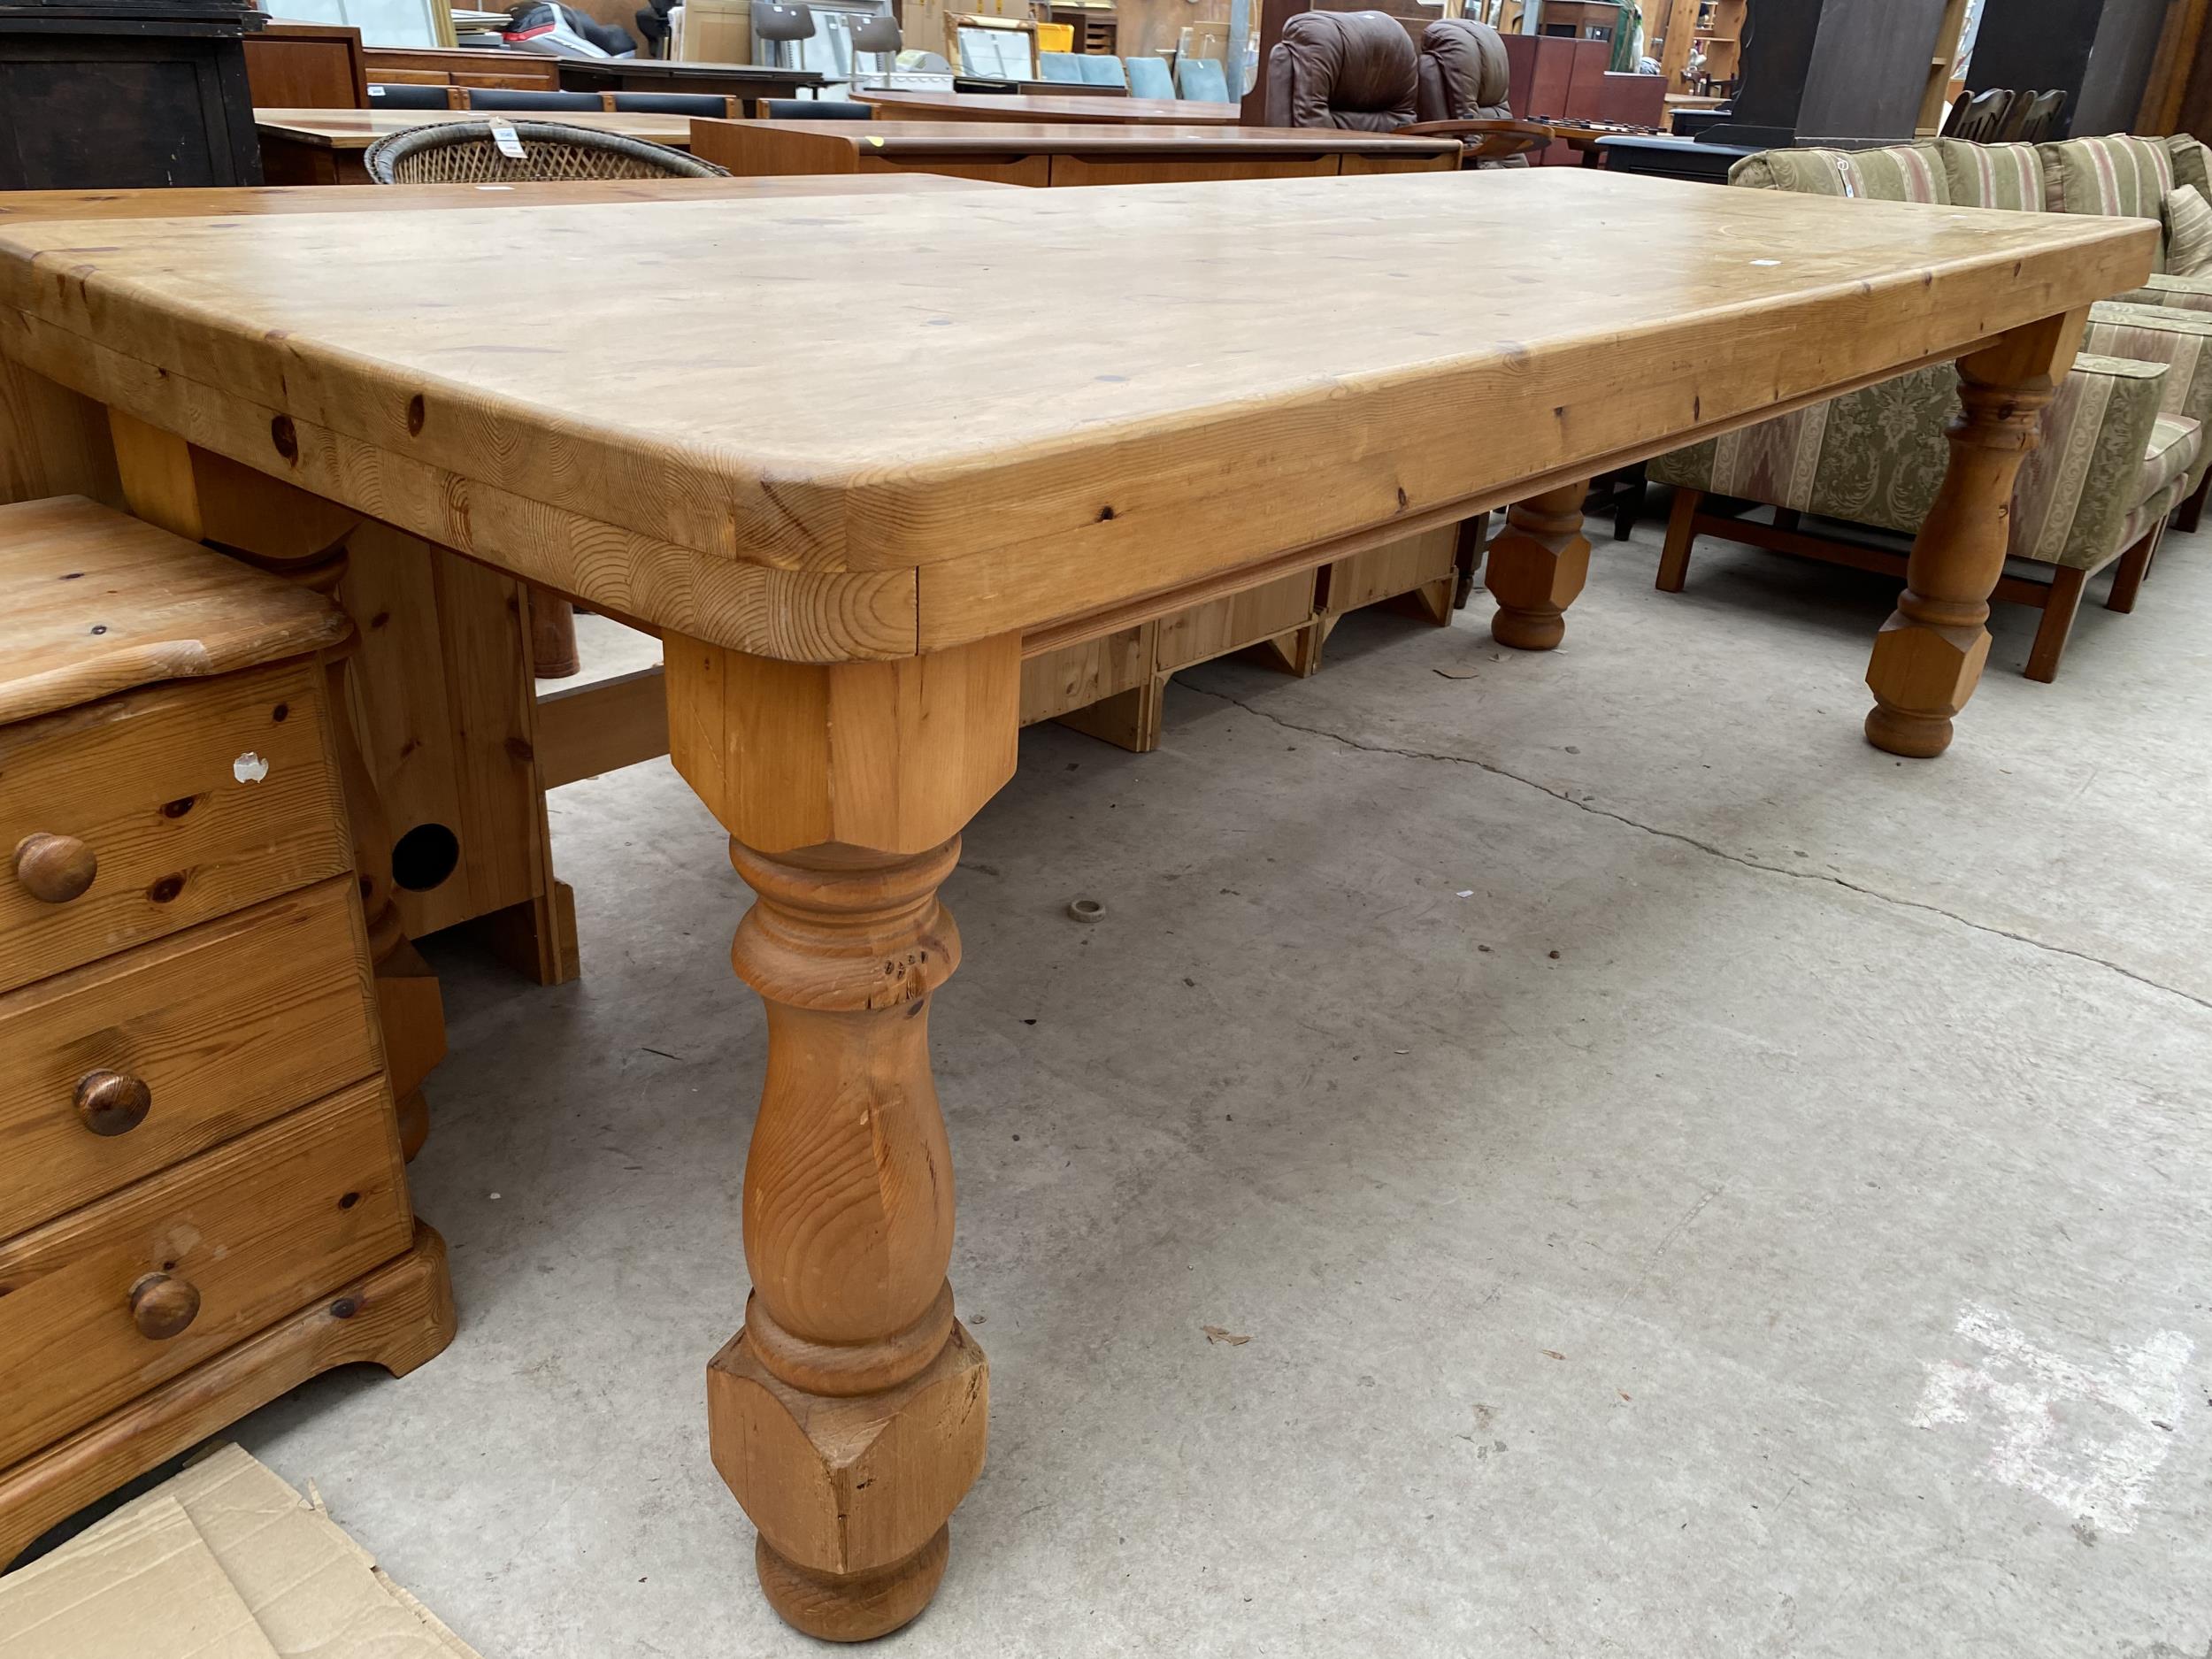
xmin=666 ymin=631 xmax=1019 ymax=1641
xmin=1486 ymin=480 xmax=1593 ymax=649
xmin=106 ymin=414 xmax=447 ymax=1155
xmin=1864 ymin=311 xmax=2085 ymax=757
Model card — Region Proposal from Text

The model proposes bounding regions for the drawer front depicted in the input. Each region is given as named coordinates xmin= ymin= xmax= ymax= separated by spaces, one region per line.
xmin=0 ymin=1079 xmax=408 ymax=1471
xmin=0 ymin=659 xmax=349 ymax=994
xmin=0 ymin=877 xmax=381 ymax=1239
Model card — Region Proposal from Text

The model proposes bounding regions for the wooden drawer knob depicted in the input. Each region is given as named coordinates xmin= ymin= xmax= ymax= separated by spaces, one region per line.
xmin=128 ymin=1272 xmax=200 ymax=1340
xmin=14 ymin=833 xmax=96 ymax=904
xmin=76 ymin=1071 xmax=152 ymax=1136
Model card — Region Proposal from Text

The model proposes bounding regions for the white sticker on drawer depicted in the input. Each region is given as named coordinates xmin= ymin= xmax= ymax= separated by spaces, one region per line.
xmin=234 ymin=752 xmax=271 ymax=784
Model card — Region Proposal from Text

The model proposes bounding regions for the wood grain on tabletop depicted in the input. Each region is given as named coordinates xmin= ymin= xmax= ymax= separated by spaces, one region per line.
xmin=0 ymin=495 xmax=347 ymax=726
xmin=0 ymin=174 xmax=1007 ymax=223
xmin=0 ymin=169 xmax=2153 ymax=658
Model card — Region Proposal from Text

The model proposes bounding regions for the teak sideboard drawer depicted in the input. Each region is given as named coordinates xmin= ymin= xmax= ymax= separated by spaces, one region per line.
xmin=0 ymin=1079 xmax=409 ymax=1471
xmin=0 ymin=658 xmax=349 ymax=995
xmin=0 ymin=878 xmax=381 ymax=1239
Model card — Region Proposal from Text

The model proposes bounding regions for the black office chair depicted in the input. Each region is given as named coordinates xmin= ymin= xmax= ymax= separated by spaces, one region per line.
xmin=367 ymin=82 xmax=458 ymax=111
xmin=757 ymin=97 xmax=872 ymax=119
xmin=463 ymin=88 xmax=605 ymax=111
xmin=610 ymin=91 xmax=734 ymax=115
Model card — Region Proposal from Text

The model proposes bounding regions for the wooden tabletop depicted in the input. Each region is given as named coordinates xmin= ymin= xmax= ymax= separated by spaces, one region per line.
xmin=856 ymin=88 xmax=1239 ymax=125
xmin=0 ymin=169 xmax=2152 ymax=663
xmin=0 ymin=175 xmax=1006 ymax=225
xmin=253 ymin=108 xmax=697 ymax=150
xmin=700 ymin=119 xmax=1463 ymax=158
xmin=554 ymin=57 xmax=824 ymax=88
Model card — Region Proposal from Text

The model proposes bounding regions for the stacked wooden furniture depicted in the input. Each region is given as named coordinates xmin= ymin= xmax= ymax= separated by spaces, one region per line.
xmin=242 ymin=20 xmax=368 ymax=109
xmin=365 ymin=45 xmax=562 ymax=91
xmin=691 ymin=117 xmax=1462 ymax=184
xmin=0 ymin=495 xmax=454 ymax=1568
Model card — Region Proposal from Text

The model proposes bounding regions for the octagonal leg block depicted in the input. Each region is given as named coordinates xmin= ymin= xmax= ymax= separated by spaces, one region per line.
xmin=1863 ymin=614 xmax=1992 ymax=758
xmin=710 ymin=1321 xmax=987 ymax=1640
xmin=1486 ymin=480 xmax=1592 ymax=650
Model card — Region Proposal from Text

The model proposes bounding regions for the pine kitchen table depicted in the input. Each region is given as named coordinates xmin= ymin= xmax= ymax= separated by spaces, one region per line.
xmin=0 ymin=167 xmax=2154 ymax=1640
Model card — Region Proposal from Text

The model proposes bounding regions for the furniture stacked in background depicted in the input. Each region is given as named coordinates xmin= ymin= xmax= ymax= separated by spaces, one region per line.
xmin=856 ymin=85 xmax=1231 ymax=120
xmin=0 ymin=495 xmax=452 ymax=1567
xmin=1942 ymin=86 xmax=2070 ymax=145
xmin=1967 ymin=0 xmax=2175 ymax=142
xmin=242 ymin=23 xmax=823 ymax=112
xmin=1650 ymin=132 xmax=2212 ymax=681
xmin=0 ymin=0 xmax=264 ymax=188
xmin=693 ymin=115 xmax=1459 ymax=182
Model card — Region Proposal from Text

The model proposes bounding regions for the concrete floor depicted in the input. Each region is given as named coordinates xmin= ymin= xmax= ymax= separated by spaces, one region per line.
xmin=230 ymin=503 xmax=2212 ymax=1656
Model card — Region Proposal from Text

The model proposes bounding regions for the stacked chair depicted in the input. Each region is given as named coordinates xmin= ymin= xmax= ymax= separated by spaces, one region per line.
xmin=1647 ymin=132 xmax=2212 ymax=681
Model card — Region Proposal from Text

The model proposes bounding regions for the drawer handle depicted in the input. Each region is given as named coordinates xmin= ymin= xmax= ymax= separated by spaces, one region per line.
xmin=76 ymin=1071 xmax=152 ymax=1136
xmin=14 ymin=833 xmax=97 ymax=904
xmin=129 ymin=1272 xmax=201 ymax=1340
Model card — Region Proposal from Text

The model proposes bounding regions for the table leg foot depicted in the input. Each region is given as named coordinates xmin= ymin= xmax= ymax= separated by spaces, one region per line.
xmin=757 ymin=1526 xmax=950 ymax=1643
xmin=1486 ymin=481 xmax=1591 ymax=650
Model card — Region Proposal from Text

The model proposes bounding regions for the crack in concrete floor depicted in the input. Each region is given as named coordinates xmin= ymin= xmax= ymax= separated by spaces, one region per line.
xmin=1183 ymin=683 xmax=2212 ymax=1018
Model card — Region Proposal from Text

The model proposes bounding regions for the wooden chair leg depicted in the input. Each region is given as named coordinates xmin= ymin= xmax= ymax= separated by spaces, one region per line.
xmin=2106 ymin=527 xmax=2156 ymax=614
xmin=529 ymin=587 xmax=580 ymax=680
xmin=1656 ymin=487 xmax=1701 ymax=592
xmin=2024 ymin=565 xmax=2088 ymax=682
xmin=1451 ymin=512 xmax=1487 ymax=610
xmin=2177 ymin=467 xmax=2209 ymax=534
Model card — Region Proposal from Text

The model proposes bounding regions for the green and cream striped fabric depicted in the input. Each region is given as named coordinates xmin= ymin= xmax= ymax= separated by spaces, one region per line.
xmin=1724 ymin=142 xmax=1947 ymax=203
xmin=2040 ymin=134 xmax=2177 ymax=226
xmin=2168 ymin=134 xmax=2212 ymax=199
xmin=2124 ymin=273 xmax=2212 ymax=314
xmin=2166 ymin=185 xmax=2212 ymax=277
xmin=1936 ymin=139 xmax=2044 ymax=211
xmin=2085 ymin=299 xmax=2212 ymax=501
xmin=2008 ymin=354 xmax=2170 ymax=568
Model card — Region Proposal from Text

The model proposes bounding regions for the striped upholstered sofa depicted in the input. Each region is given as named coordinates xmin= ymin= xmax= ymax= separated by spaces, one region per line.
xmin=1646 ymin=134 xmax=2211 ymax=682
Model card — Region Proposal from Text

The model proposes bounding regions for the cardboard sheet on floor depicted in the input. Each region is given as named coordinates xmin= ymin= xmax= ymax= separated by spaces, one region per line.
xmin=0 ymin=1445 xmax=481 ymax=1659
xmin=0 ymin=1492 xmax=280 ymax=1659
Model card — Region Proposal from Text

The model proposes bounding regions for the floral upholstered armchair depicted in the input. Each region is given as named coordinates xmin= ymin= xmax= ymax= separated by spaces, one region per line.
xmin=1647 ymin=134 xmax=2212 ymax=683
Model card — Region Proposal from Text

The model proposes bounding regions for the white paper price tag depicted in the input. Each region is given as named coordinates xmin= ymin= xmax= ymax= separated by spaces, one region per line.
xmin=489 ymin=119 xmax=527 ymax=160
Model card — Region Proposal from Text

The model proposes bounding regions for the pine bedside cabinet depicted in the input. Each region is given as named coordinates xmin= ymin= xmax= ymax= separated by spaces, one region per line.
xmin=0 ymin=495 xmax=455 ymax=1566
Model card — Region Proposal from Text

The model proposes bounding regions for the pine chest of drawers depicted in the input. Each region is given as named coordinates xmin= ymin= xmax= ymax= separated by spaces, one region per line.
xmin=0 ymin=496 xmax=454 ymax=1565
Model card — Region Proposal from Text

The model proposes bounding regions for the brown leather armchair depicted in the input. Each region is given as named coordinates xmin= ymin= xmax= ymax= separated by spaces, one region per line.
xmin=1405 ymin=18 xmax=1551 ymax=165
xmin=1263 ymin=10 xmax=1418 ymax=132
